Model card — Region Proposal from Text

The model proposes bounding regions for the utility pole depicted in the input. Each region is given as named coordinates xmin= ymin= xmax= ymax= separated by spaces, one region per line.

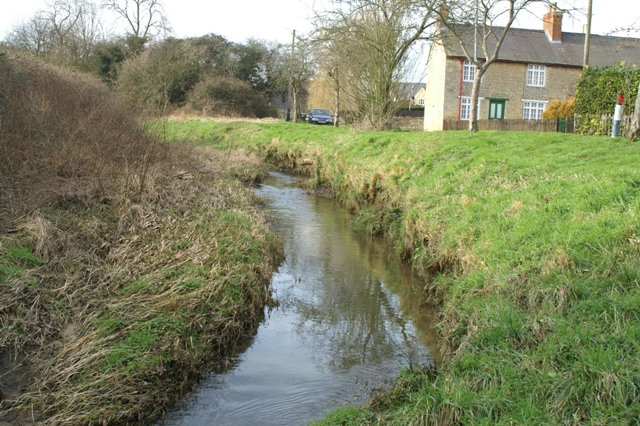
xmin=474 ymin=0 xmax=478 ymax=63
xmin=333 ymin=66 xmax=340 ymax=128
xmin=583 ymin=0 xmax=593 ymax=68
xmin=288 ymin=29 xmax=296 ymax=122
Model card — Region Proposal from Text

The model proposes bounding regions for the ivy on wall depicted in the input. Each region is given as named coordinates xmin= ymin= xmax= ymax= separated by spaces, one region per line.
xmin=575 ymin=64 xmax=640 ymax=115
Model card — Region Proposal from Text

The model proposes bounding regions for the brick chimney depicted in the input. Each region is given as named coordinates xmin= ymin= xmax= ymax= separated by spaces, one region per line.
xmin=543 ymin=3 xmax=563 ymax=42
xmin=436 ymin=5 xmax=449 ymax=31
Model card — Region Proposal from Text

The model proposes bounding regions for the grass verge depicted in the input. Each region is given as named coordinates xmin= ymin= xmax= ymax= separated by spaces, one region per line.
xmin=162 ymin=119 xmax=640 ymax=424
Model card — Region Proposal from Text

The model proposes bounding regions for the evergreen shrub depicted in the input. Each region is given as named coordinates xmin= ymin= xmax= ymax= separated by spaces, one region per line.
xmin=575 ymin=64 xmax=640 ymax=115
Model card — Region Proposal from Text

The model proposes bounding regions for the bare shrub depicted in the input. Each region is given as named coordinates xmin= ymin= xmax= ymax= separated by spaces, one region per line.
xmin=115 ymin=38 xmax=203 ymax=115
xmin=188 ymin=75 xmax=276 ymax=118
xmin=0 ymin=53 xmax=165 ymax=229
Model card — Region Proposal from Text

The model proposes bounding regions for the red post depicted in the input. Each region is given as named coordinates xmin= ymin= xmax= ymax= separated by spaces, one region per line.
xmin=612 ymin=93 xmax=624 ymax=138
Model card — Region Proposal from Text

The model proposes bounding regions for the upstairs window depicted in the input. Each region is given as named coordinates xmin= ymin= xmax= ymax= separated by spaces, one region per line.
xmin=527 ymin=64 xmax=546 ymax=87
xmin=463 ymin=60 xmax=476 ymax=82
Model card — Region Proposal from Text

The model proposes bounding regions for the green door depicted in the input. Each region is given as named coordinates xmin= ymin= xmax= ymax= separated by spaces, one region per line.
xmin=558 ymin=117 xmax=567 ymax=133
xmin=488 ymin=99 xmax=506 ymax=120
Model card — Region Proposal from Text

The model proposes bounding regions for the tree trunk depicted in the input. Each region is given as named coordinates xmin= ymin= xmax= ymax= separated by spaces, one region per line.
xmin=292 ymin=86 xmax=298 ymax=123
xmin=468 ymin=68 xmax=484 ymax=132
xmin=630 ymin=82 xmax=640 ymax=140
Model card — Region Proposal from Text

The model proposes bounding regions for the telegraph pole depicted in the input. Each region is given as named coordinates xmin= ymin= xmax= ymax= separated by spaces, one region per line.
xmin=583 ymin=0 xmax=593 ymax=68
xmin=287 ymin=29 xmax=296 ymax=122
xmin=474 ymin=0 xmax=478 ymax=63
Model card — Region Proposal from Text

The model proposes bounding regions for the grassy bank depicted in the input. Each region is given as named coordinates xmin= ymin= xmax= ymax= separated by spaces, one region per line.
xmin=163 ymin=119 xmax=640 ymax=424
xmin=0 ymin=56 xmax=283 ymax=424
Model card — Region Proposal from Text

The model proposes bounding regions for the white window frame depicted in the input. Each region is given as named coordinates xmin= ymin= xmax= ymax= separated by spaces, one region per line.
xmin=460 ymin=97 xmax=471 ymax=120
xmin=527 ymin=64 xmax=546 ymax=87
xmin=522 ymin=100 xmax=547 ymax=120
xmin=460 ymin=97 xmax=483 ymax=121
xmin=463 ymin=60 xmax=476 ymax=82
xmin=418 ymin=98 xmax=425 ymax=106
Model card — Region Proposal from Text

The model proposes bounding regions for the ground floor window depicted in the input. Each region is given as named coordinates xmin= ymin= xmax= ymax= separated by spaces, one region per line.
xmin=522 ymin=100 xmax=547 ymax=120
xmin=460 ymin=97 xmax=483 ymax=121
xmin=460 ymin=97 xmax=471 ymax=120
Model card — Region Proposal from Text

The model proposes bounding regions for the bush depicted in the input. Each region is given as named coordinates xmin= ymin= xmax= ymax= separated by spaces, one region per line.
xmin=542 ymin=97 xmax=575 ymax=120
xmin=0 ymin=53 xmax=158 ymax=185
xmin=116 ymin=38 xmax=204 ymax=114
xmin=0 ymin=52 xmax=173 ymax=236
xmin=575 ymin=64 xmax=640 ymax=115
xmin=188 ymin=76 xmax=276 ymax=118
xmin=575 ymin=115 xmax=607 ymax=135
xmin=91 ymin=41 xmax=127 ymax=84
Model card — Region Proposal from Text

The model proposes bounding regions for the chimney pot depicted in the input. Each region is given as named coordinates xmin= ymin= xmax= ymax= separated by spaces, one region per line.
xmin=543 ymin=4 xmax=563 ymax=42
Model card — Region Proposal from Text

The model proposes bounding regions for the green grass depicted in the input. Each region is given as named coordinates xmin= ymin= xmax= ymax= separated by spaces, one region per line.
xmin=0 ymin=244 xmax=44 ymax=287
xmin=6 ymin=244 xmax=45 ymax=267
xmin=164 ymin=119 xmax=640 ymax=424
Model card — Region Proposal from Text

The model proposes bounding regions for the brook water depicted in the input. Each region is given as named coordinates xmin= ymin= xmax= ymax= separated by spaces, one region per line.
xmin=161 ymin=172 xmax=438 ymax=425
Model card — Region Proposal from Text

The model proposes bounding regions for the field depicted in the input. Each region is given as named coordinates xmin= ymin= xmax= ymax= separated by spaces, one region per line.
xmin=163 ymin=119 xmax=640 ymax=424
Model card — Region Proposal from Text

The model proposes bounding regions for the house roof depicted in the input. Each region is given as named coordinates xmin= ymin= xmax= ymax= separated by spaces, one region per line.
xmin=398 ymin=82 xmax=427 ymax=98
xmin=439 ymin=26 xmax=640 ymax=68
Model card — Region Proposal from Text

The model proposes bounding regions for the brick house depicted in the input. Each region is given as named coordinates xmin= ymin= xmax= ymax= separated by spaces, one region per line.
xmin=423 ymin=6 xmax=640 ymax=131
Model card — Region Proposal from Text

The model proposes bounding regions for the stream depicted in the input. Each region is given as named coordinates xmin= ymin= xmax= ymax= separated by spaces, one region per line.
xmin=160 ymin=171 xmax=438 ymax=425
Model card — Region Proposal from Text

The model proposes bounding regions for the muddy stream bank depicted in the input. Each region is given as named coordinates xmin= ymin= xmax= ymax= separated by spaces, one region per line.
xmin=160 ymin=171 xmax=439 ymax=425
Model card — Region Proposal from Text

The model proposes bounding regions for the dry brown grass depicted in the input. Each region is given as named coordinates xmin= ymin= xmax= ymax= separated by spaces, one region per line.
xmin=0 ymin=53 xmax=282 ymax=424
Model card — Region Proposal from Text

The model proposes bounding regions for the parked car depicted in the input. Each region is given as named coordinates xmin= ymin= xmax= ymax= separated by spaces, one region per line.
xmin=307 ymin=108 xmax=334 ymax=125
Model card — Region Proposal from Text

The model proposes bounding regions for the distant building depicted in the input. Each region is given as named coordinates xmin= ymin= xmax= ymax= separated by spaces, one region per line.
xmin=397 ymin=82 xmax=427 ymax=106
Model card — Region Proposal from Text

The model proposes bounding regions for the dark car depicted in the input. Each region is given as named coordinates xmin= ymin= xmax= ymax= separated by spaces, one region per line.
xmin=308 ymin=108 xmax=334 ymax=125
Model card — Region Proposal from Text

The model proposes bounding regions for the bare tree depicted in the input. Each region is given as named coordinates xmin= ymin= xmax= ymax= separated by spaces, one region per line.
xmin=72 ymin=0 xmax=106 ymax=62
xmin=5 ymin=0 xmax=106 ymax=66
xmin=284 ymin=35 xmax=314 ymax=123
xmin=48 ymin=0 xmax=83 ymax=54
xmin=313 ymin=0 xmax=439 ymax=129
xmin=6 ymin=12 xmax=53 ymax=57
xmin=435 ymin=0 xmax=559 ymax=132
xmin=308 ymin=33 xmax=347 ymax=126
xmin=103 ymin=0 xmax=169 ymax=49
xmin=328 ymin=64 xmax=340 ymax=127
xmin=307 ymin=44 xmax=345 ymax=126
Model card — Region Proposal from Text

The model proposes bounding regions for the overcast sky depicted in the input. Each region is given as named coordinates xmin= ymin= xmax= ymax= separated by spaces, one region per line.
xmin=1 ymin=0 xmax=639 ymax=44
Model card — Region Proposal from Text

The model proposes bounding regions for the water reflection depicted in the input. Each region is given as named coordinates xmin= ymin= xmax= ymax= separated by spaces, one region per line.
xmin=160 ymin=171 xmax=438 ymax=426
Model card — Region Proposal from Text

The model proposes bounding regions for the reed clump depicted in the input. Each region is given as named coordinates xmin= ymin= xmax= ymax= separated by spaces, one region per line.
xmin=0 ymin=54 xmax=282 ymax=424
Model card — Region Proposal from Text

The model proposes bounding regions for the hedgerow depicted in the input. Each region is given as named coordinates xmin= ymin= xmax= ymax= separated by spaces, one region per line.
xmin=575 ymin=64 xmax=640 ymax=115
